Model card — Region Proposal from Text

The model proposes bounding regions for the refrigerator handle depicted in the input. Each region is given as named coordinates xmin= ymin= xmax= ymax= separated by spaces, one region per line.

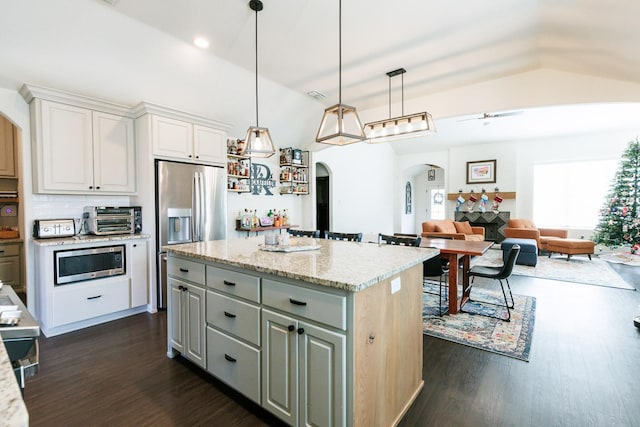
xmin=192 ymin=172 xmax=200 ymax=241
xmin=199 ymin=172 xmax=206 ymax=241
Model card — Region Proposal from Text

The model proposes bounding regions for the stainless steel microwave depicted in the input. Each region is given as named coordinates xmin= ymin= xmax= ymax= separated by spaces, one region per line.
xmin=54 ymin=245 xmax=126 ymax=285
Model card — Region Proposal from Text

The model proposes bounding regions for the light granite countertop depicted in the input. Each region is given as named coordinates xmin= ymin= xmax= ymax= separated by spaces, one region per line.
xmin=165 ymin=236 xmax=438 ymax=292
xmin=0 ymin=334 xmax=28 ymax=427
xmin=32 ymin=233 xmax=150 ymax=246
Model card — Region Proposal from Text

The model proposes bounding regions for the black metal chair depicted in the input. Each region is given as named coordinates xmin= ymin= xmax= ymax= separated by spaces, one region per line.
xmin=325 ymin=231 xmax=362 ymax=242
xmin=461 ymin=244 xmax=519 ymax=322
xmin=379 ymin=233 xmax=421 ymax=247
xmin=422 ymin=251 xmax=450 ymax=316
xmin=288 ymin=229 xmax=320 ymax=238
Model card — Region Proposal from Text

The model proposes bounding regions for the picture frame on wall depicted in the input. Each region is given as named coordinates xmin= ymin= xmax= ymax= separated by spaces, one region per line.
xmin=466 ymin=159 xmax=496 ymax=184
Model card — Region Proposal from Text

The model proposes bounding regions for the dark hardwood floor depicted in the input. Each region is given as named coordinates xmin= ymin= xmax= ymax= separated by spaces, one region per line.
xmin=21 ymin=264 xmax=640 ymax=427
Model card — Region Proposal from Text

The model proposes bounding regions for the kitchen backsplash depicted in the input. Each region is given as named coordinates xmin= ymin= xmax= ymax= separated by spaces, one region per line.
xmin=32 ymin=194 xmax=132 ymax=220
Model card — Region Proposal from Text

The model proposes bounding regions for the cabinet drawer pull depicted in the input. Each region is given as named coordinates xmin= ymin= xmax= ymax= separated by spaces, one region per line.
xmin=223 ymin=280 xmax=236 ymax=287
xmin=179 ymin=268 xmax=189 ymax=273
xmin=223 ymin=311 xmax=236 ymax=318
xmin=224 ymin=354 xmax=237 ymax=363
xmin=289 ymin=298 xmax=307 ymax=306
xmin=87 ymin=295 xmax=102 ymax=300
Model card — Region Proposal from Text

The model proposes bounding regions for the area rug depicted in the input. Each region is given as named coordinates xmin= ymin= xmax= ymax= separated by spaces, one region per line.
xmin=422 ymin=282 xmax=536 ymax=361
xmin=471 ymin=248 xmax=635 ymax=290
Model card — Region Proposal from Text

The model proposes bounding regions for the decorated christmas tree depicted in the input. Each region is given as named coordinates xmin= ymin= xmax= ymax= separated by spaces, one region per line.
xmin=594 ymin=139 xmax=640 ymax=248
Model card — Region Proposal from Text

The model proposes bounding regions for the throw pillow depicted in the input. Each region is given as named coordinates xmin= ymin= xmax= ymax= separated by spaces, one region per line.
xmin=454 ymin=221 xmax=474 ymax=235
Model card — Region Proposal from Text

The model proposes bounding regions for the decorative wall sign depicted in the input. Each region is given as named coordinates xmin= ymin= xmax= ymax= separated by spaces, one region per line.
xmin=466 ymin=159 xmax=496 ymax=184
xmin=428 ymin=169 xmax=436 ymax=181
xmin=405 ymin=182 xmax=412 ymax=214
xmin=251 ymin=163 xmax=277 ymax=195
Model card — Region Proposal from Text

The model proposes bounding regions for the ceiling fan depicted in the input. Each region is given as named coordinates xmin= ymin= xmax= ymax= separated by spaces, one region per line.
xmin=458 ymin=111 xmax=523 ymax=125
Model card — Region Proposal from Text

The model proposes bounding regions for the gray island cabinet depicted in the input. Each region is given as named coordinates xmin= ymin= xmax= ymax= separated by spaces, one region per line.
xmin=165 ymin=236 xmax=437 ymax=427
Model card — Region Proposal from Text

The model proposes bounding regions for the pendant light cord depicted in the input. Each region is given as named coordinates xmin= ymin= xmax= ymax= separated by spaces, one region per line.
xmin=401 ymin=72 xmax=404 ymax=116
xmin=255 ymin=6 xmax=259 ymax=127
xmin=338 ymin=0 xmax=342 ymax=106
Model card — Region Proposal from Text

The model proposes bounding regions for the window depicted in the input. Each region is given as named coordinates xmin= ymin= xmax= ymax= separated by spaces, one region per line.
xmin=533 ymin=160 xmax=617 ymax=229
xmin=430 ymin=188 xmax=446 ymax=220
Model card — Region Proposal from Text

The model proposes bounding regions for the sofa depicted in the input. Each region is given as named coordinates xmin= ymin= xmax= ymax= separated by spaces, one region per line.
xmin=421 ymin=219 xmax=485 ymax=241
xmin=503 ymin=219 xmax=568 ymax=251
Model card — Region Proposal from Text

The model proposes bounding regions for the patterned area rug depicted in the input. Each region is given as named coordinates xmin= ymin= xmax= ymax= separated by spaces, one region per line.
xmin=472 ymin=248 xmax=635 ymax=290
xmin=422 ymin=282 xmax=536 ymax=361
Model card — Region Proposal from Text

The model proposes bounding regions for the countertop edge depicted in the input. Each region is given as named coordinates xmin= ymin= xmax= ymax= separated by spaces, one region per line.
xmin=32 ymin=234 xmax=150 ymax=246
xmin=0 ymin=334 xmax=29 ymax=427
xmin=166 ymin=246 xmax=436 ymax=292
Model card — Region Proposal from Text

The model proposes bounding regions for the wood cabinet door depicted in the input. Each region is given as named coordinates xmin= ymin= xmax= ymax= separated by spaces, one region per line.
xmin=262 ymin=308 xmax=298 ymax=426
xmin=168 ymin=278 xmax=185 ymax=353
xmin=0 ymin=115 xmax=16 ymax=177
xmin=130 ymin=241 xmax=148 ymax=307
xmin=0 ymin=255 xmax=20 ymax=287
xmin=38 ymin=100 xmax=94 ymax=192
xmin=151 ymin=115 xmax=193 ymax=161
xmin=185 ymin=284 xmax=206 ymax=369
xmin=92 ymin=111 xmax=136 ymax=193
xmin=193 ymin=125 xmax=226 ymax=165
xmin=298 ymin=321 xmax=346 ymax=427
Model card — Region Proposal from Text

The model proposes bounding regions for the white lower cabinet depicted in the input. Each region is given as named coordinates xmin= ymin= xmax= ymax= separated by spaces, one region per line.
xmin=206 ymin=326 xmax=261 ymax=404
xmin=168 ymin=257 xmax=348 ymax=427
xmin=169 ymin=277 xmax=206 ymax=368
xmin=52 ymin=277 xmax=130 ymax=327
xmin=262 ymin=308 xmax=346 ymax=427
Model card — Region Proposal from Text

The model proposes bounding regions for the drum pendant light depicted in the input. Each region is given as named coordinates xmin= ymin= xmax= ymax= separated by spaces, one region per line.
xmin=243 ymin=0 xmax=275 ymax=158
xmin=315 ymin=0 xmax=365 ymax=145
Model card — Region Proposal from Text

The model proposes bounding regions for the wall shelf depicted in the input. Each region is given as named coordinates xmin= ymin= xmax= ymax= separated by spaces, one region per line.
xmin=235 ymin=220 xmax=298 ymax=236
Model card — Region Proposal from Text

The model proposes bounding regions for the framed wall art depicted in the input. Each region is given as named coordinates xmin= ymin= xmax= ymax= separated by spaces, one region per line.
xmin=466 ymin=159 xmax=496 ymax=184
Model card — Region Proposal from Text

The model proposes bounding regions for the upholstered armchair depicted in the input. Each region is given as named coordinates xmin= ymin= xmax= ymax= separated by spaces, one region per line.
xmin=503 ymin=219 xmax=568 ymax=251
xmin=421 ymin=219 xmax=485 ymax=241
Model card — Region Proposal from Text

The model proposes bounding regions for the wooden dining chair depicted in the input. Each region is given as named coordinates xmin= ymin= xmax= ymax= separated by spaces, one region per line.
xmin=461 ymin=244 xmax=519 ymax=322
xmin=288 ymin=229 xmax=320 ymax=238
xmin=324 ymin=231 xmax=363 ymax=242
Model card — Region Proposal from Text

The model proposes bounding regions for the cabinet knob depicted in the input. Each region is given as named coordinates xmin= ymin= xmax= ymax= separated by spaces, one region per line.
xmin=195 ymin=155 xmax=199 ymax=159
xmin=297 ymin=327 xmax=305 ymax=335
xmin=96 ymin=186 xmax=101 ymax=190
xmin=287 ymin=325 xmax=295 ymax=332
xmin=89 ymin=186 xmax=93 ymax=189
xmin=188 ymin=155 xmax=192 ymax=158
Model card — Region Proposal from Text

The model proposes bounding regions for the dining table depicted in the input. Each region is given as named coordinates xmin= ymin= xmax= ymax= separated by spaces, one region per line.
xmin=420 ymin=238 xmax=494 ymax=314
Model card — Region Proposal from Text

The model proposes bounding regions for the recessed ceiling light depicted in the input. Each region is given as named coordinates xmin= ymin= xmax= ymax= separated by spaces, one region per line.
xmin=306 ymin=90 xmax=326 ymax=100
xmin=193 ymin=37 xmax=210 ymax=49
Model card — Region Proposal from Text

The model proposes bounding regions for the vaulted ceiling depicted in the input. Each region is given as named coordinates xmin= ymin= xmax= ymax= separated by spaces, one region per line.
xmin=109 ymin=0 xmax=640 ymax=113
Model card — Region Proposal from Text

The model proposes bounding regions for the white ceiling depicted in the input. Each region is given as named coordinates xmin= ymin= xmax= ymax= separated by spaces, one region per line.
xmin=108 ymin=0 xmax=640 ymax=109
xmin=104 ymin=0 xmax=640 ymax=152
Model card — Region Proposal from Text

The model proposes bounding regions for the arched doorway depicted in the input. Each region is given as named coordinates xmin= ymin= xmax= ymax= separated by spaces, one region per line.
xmin=315 ymin=163 xmax=330 ymax=236
xmin=404 ymin=163 xmax=446 ymax=234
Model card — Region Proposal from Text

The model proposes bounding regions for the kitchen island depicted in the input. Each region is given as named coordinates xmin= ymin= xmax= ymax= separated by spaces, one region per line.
xmin=165 ymin=236 xmax=437 ymax=427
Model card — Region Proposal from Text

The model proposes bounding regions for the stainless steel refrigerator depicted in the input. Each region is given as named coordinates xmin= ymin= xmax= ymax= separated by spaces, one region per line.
xmin=156 ymin=160 xmax=227 ymax=309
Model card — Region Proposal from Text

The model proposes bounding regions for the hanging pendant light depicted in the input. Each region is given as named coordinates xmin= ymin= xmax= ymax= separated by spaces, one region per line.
xmin=243 ymin=0 xmax=275 ymax=158
xmin=315 ymin=0 xmax=365 ymax=145
xmin=364 ymin=68 xmax=436 ymax=143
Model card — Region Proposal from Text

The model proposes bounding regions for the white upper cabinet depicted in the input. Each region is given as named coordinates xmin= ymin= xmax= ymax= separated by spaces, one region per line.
xmin=20 ymin=84 xmax=137 ymax=195
xmin=134 ymin=102 xmax=230 ymax=167
xmin=193 ymin=124 xmax=226 ymax=165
